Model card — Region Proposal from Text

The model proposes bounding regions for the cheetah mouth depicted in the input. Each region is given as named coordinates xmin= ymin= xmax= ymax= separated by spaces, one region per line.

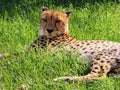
xmin=47 ymin=33 xmax=56 ymax=37
xmin=46 ymin=35 xmax=55 ymax=38
xmin=46 ymin=33 xmax=64 ymax=39
xmin=47 ymin=35 xmax=60 ymax=39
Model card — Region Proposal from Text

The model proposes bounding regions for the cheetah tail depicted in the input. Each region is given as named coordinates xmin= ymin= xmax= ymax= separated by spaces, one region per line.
xmin=53 ymin=65 xmax=107 ymax=82
xmin=53 ymin=73 xmax=107 ymax=82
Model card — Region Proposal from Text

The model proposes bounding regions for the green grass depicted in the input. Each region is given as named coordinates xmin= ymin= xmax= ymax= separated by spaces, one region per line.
xmin=0 ymin=1 xmax=120 ymax=90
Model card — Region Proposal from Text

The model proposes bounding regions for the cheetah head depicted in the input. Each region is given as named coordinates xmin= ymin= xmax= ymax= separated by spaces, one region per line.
xmin=40 ymin=7 xmax=71 ymax=38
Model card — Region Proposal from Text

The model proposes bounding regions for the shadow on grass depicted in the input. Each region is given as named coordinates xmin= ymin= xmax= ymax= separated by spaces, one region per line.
xmin=0 ymin=0 xmax=119 ymax=17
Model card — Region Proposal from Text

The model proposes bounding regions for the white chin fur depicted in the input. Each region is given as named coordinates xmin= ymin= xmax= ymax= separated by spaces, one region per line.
xmin=39 ymin=28 xmax=45 ymax=36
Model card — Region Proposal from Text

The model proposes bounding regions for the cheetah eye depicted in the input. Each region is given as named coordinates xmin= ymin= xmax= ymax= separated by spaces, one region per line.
xmin=55 ymin=19 xmax=61 ymax=23
xmin=42 ymin=18 xmax=47 ymax=22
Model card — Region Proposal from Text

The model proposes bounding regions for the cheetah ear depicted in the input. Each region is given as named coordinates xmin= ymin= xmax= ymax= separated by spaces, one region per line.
xmin=41 ymin=6 xmax=48 ymax=13
xmin=65 ymin=11 xmax=72 ymax=18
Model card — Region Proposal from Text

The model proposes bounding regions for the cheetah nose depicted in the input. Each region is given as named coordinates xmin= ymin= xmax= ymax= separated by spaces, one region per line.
xmin=47 ymin=29 xmax=53 ymax=33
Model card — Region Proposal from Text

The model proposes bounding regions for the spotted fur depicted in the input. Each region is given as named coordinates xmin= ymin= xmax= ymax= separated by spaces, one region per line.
xmin=28 ymin=7 xmax=120 ymax=82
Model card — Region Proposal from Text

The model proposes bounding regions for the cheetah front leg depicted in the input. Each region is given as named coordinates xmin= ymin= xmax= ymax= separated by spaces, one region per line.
xmin=53 ymin=51 xmax=116 ymax=82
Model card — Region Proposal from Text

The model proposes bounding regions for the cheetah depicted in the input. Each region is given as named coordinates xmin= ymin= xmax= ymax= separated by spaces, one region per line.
xmin=1 ymin=7 xmax=120 ymax=82
xmin=30 ymin=7 xmax=120 ymax=82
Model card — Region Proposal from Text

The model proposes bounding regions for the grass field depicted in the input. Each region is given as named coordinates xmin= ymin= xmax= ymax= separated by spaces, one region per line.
xmin=0 ymin=0 xmax=120 ymax=90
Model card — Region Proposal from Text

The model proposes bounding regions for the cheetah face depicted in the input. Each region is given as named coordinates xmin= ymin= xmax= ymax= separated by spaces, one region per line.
xmin=40 ymin=7 xmax=71 ymax=38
